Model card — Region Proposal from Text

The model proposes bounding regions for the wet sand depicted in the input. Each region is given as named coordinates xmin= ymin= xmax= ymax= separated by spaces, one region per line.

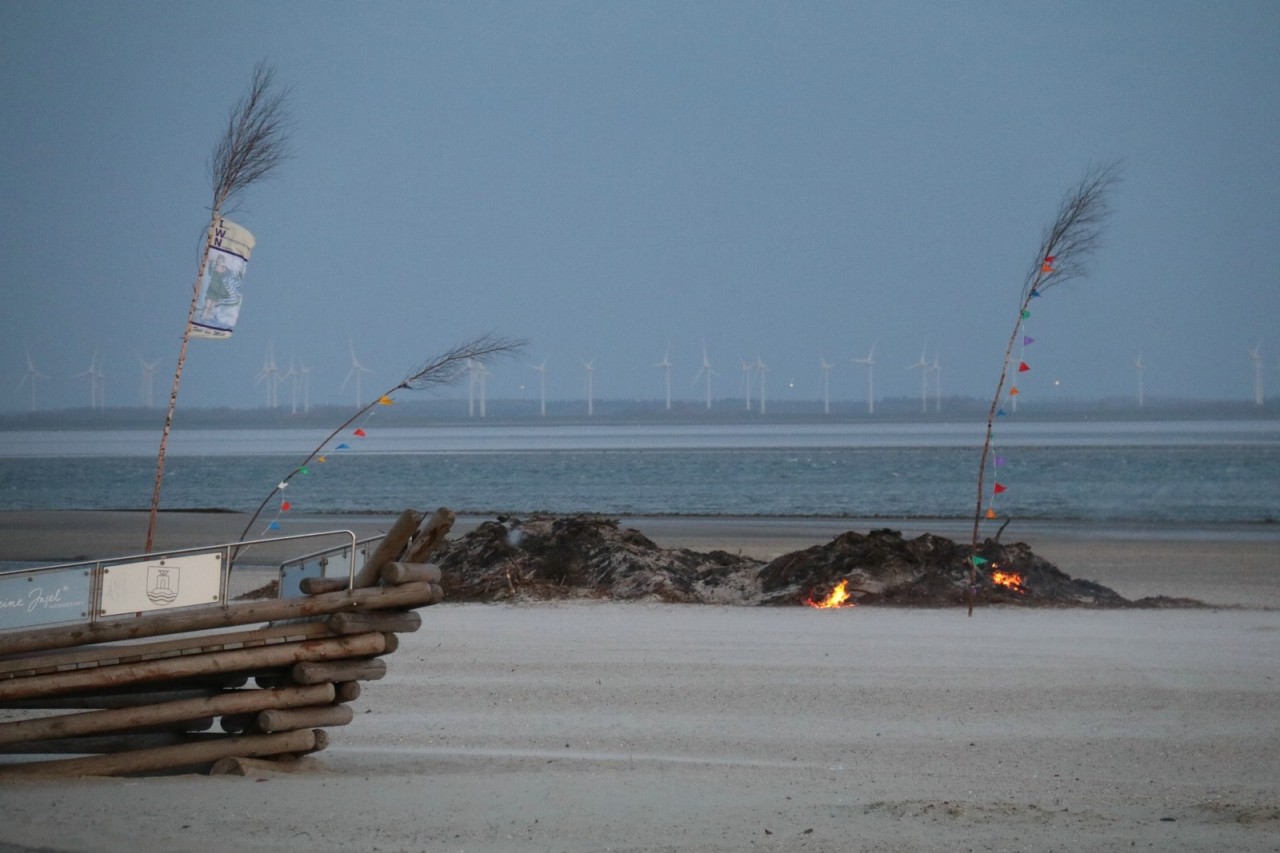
xmin=0 ymin=511 xmax=1278 ymax=851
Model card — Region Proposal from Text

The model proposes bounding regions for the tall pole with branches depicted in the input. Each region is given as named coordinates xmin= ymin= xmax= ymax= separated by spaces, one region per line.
xmin=968 ymin=163 xmax=1120 ymax=615
xmin=146 ymin=62 xmax=292 ymax=553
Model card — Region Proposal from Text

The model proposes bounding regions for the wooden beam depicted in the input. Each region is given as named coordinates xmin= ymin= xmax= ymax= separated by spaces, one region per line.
xmin=0 ymin=728 xmax=320 ymax=777
xmin=0 ymin=621 xmax=331 ymax=681
xmin=404 ymin=507 xmax=455 ymax=564
xmin=0 ymin=582 xmax=436 ymax=657
xmin=256 ymin=703 xmax=352 ymax=733
xmin=0 ymin=633 xmax=385 ymax=702
xmin=0 ymin=683 xmax=335 ymax=747
xmin=290 ymin=658 xmax=386 ymax=685
xmin=380 ymin=562 xmax=442 ymax=586
xmin=326 ymin=610 xmax=420 ymax=635
xmin=352 ymin=509 xmax=422 ymax=588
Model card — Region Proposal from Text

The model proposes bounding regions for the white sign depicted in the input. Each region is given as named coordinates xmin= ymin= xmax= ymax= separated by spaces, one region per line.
xmin=100 ymin=553 xmax=223 ymax=617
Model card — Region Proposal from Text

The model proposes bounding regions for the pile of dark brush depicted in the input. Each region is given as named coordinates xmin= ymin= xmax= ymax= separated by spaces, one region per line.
xmin=433 ymin=514 xmax=1200 ymax=608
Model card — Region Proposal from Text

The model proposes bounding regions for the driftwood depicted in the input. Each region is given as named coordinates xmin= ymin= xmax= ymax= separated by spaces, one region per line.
xmin=0 ymin=728 xmax=322 ymax=777
xmin=256 ymin=703 xmax=353 ymax=733
xmin=352 ymin=509 xmax=423 ymax=588
xmin=0 ymin=683 xmax=335 ymax=747
xmin=290 ymin=658 xmax=387 ymax=685
xmin=0 ymin=633 xmax=386 ymax=702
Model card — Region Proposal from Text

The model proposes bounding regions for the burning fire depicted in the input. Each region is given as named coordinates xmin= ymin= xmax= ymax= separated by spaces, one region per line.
xmin=806 ymin=579 xmax=855 ymax=609
xmin=990 ymin=569 xmax=1027 ymax=592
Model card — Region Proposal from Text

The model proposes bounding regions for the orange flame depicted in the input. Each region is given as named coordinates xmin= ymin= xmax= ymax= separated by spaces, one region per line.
xmin=806 ymin=579 xmax=855 ymax=609
xmin=991 ymin=569 xmax=1026 ymax=592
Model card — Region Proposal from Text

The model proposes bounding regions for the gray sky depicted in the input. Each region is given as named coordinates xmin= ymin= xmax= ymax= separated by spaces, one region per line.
xmin=2 ymin=1 xmax=1277 ymax=412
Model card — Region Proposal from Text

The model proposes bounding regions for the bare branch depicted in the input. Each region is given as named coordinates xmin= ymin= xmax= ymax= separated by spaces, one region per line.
xmin=209 ymin=61 xmax=293 ymax=213
xmin=1021 ymin=161 xmax=1122 ymax=301
xmin=233 ymin=335 xmax=526 ymax=553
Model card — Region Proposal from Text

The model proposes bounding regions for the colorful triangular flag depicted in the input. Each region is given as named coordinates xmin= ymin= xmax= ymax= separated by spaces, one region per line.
xmin=336 ymin=442 xmax=350 ymax=450
xmin=1023 ymin=335 xmax=1035 ymax=346
xmin=268 ymin=521 xmax=281 ymax=530
xmin=993 ymin=482 xmax=1007 ymax=494
xmin=970 ymin=555 xmax=989 ymax=567
xmin=985 ymin=507 xmax=997 ymax=519
xmin=1018 ymin=361 xmax=1030 ymax=372
xmin=281 ymin=501 xmax=291 ymax=512
xmin=353 ymin=428 xmax=366 ymax=437
xmin=994 ymin=455 xmax=1006 ymax=467
xmin=378 ymin=395 xmax=394 ymax=406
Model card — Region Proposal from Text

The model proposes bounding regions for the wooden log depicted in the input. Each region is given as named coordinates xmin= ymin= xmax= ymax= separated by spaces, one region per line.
xmin=380 ymin=562 xmax=442 ymax=586
xmin=0 ymin=621 xmax=331 ymax=681
xmin=0 ymin=683 xmax=335 ymax=747
xmin=290 ymin=657 xmax=386 ymax=685
xmin=0 ymin=634 xmax=385 ymax=702
xmin=0 ymin=728 xmax=317 ymax=777
xmin=430 ymin=583 xmax=445 ymax=604
xmin=326 ymin=610 xmax=421 ymax=635
xmin=333 ymin=681 xmax=361 ymax=703
xmin=0 ymin=582 xmax=436 ymax=657
xmin=208 ymin=755 xmax=320 ymax=776
xmin=0 ymin=688 xmax=218 ymax=711
xmin=299 ymin=576 xmax=349 ymax=595
xmin=256 ymin=703 xmax=353 ymax=733
xmin=404 ymin=507 xmax=455 ymax=563
xmin=381 ymin=632 xmax=399 ymax=655
xmin=0 ymin=732 xmax=193 ymax=755
xmin=352 ymin=509 xmax=423 ymax=588
xmin=307 ymin=727 xmax=329 ymax=754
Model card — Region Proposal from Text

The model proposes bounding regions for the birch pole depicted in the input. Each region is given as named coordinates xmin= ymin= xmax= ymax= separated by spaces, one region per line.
xmin=146 ymin=62 xmax=292 ymax=552
xmin=969 ymin=163 xmax=1120 ymax=615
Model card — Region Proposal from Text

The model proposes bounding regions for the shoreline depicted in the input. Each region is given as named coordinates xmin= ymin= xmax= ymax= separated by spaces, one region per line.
xmin=2 ymin=509 xmax=1278 ymax=609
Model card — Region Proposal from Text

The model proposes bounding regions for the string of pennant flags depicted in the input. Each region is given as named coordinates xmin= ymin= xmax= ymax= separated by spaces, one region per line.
xmin=982 ymin=255 xmax=1051 ymax=529
xmin=257 ymin=394 xmax=395 ymax=535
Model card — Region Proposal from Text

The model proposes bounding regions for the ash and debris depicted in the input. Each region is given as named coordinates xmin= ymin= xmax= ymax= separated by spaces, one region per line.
xmin=432 ymin=514 xmax=1202 ymax=608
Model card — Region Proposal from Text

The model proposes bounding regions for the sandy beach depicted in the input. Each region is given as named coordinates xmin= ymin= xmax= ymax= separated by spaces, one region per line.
xmin=1 ymin=511 xmax=1278 ymax=851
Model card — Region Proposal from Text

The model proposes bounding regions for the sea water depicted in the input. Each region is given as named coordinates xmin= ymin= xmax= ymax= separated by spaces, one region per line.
xmin=0 ymin=420 xmax=1278 ymax=524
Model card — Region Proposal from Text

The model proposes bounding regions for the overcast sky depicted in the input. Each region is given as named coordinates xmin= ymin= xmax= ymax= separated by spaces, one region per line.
xmin=2 ymin=1 xmax=1277 ymax=413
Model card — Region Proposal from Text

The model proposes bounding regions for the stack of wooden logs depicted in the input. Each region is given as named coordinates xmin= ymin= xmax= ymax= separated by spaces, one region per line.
xmin=0 ymin=507 xmax=452 ymax=777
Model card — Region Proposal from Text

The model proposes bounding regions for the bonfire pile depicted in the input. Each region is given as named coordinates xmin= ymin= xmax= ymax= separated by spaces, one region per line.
xmin=437 ymin=514 xmax=1194 ymax=608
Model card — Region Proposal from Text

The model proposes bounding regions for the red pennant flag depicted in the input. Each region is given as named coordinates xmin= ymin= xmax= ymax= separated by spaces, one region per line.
xmin=1018 ymin=362 xmax=1030 ymax=372
xmin=993 ymin=483 xmax=1007 ymax=494
xmin=281 ymin=501 xmax=291 ymax=512
xmin=1044 ymin=255 xmax=1055 ymax=262
xmin=353 ymin=428 xmax=366 ymax=437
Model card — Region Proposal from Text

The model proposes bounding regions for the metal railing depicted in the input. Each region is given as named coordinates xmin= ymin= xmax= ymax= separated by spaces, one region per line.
xmin=0 ymin=529 xmax=359 ymax=633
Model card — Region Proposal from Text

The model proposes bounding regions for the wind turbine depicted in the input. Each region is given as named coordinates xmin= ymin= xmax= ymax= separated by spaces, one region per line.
xmin=928 ymin=354 xmax=942 ymax=412
xmin=755 ymin=353 xmax=768 ymax=415
xmin=655 ymin=346 xmax=673 ymax=411
xmin=342 ymin=341 xmax=373 ymax=408
xmin=1134 ymin=354 xmax=1146 ymax=408
xmin=16 ymin=345 xmax=48 ymax=412
xmin=285 ymin=355 xmax=300 ymax=414
xmin=853 ymin=342 xmax=877 ymax=415
xmin=1249 ymin=345 xmax=1264 ymax=405
xmin=137 ymin=354 xmax=159 ymax=408
xmin=740 ymin=358 xmax=754 ymax=411
xmin=691 ymin=344 xmax=715 ymax=410
xmin=76 ymin=350 xmax=104 ymax=410
xmin=256 ymin=344 xmax=282 ymax=408
xmin=297 ymin=359 xmax=312 ymax=413
xmin=531 ymin=357 xmax=548 ymax=416
xmin=907 ymin=346 xmax=929 ymax=414
xmin=819 ymin=354 xmax=834 ymax=415
xmin=583 ymin=359 xmax=595 ymax=416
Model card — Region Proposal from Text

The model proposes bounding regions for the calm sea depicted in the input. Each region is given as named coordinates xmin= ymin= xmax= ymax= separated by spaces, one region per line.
xmin=1 ymin=420 xmax=1278 ymax=525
